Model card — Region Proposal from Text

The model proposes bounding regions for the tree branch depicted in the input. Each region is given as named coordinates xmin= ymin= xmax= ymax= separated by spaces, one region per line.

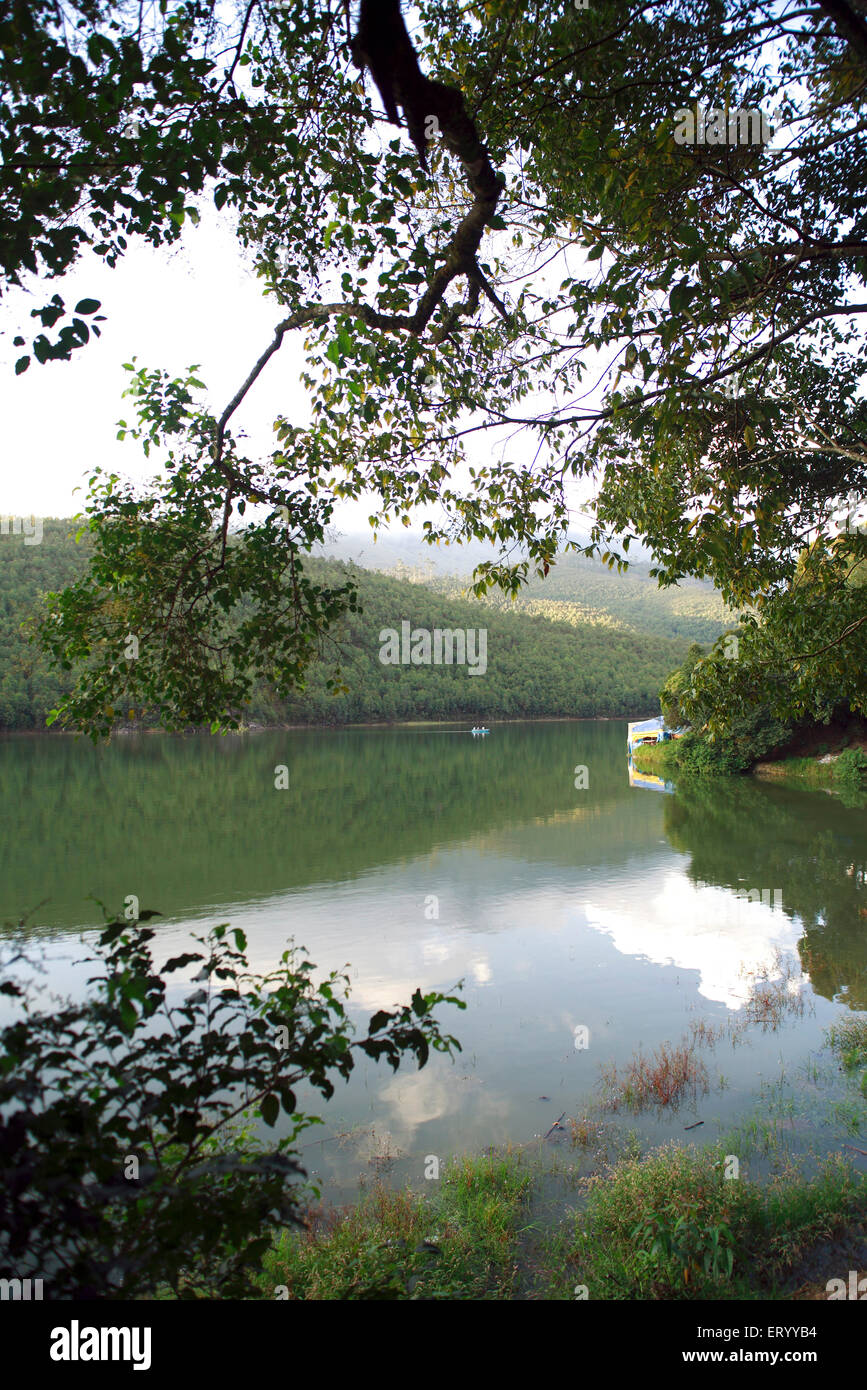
xmin=213 ymin=0 xmax=507 ymax=482
xmin=816 ymin=0 xmax=867 ymax=63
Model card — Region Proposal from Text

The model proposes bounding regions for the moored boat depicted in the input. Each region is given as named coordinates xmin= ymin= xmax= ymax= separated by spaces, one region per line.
xmin=626 ymin=715 xmax=685 ymax=754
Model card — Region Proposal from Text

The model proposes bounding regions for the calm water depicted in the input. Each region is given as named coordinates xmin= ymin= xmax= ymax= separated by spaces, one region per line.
xmin=2 ymin=721 xmax=866 ymax=1197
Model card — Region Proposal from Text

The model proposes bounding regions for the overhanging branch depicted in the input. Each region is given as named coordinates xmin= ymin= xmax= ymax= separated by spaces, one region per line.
xmin=213 ymin=0 xmax=507 ymax=485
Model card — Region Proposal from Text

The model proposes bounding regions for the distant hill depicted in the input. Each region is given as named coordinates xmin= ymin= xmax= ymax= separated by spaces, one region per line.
xmin=0 ymin=520 xmax=702 ymax=729
xmin=318 ymin=531 xmax=736 ymax=647
xmin=266 ymin=562 xmax=696 ymax=725
xmin=519 ymin=553 xmax=735 ymax=645
xmin=315 ymin=526 xmax=599 ymax=575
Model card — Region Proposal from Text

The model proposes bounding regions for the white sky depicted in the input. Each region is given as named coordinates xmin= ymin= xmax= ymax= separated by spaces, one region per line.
xmin=2 ymin=207 xmax=309 ymax=517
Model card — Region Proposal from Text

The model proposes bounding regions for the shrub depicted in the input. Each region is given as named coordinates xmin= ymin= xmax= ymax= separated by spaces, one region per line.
xmin=0 ymin=912 xmax=463 ymax=1298
xmin=834 ymin=747 xmax=867 ymax=791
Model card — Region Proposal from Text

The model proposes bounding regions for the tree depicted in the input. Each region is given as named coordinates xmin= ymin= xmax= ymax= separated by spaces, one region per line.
xmin=668 ymin=531 xmax=867 ymax=737
xmin=0 ymin=910 xmax=463 ymax=1297
xmin=3 ymin=0 xmax=865 ymax=733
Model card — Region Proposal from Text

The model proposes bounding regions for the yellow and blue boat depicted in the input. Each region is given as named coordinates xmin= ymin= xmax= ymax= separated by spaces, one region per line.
xmin=626 ymin=715 xmax=684 ymax=755
xmin=626 ymin=716 xmax=685 ymax=794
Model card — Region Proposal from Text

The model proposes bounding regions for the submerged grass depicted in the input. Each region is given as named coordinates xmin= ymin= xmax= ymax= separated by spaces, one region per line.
xmin=249 ymin=1008 xmax=867 ymax=1301
xmin=826 ymin=1015 xmax=867 ymax=1072
xmin=736 ymin=952 xmax=809 ymax=1032
xmin=598 ymin=1036 xmax=709 ymax=1113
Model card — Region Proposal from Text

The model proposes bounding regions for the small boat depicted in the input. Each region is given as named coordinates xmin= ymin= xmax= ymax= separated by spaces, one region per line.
xmin=626 ymin=715 xmax=685 ymax=754
xmin=471 ymin=726 xmax=490 ymax=735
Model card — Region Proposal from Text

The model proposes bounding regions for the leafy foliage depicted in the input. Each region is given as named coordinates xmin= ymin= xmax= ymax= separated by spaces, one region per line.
xmin=0 ymin=911 xmax=463 ymax=1297
xmin=631 ymin=1206 xmax=735 ymax=1288
xmin=4 ymin=0 xmax=867 ymax=732
xmin=658 ymin=539 xmax=867 ymax=746
xmin=835 ymin=747 xmax=867 ymax=793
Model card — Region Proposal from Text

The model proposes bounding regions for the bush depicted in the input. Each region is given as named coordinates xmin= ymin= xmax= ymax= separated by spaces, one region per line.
xmin=666 ymin=706 xmax=791 ymax=775
xmin=834 ymin=747 xmax=867 ymax=791
xmin=0 ymin=912 xmax=463 ymax=1298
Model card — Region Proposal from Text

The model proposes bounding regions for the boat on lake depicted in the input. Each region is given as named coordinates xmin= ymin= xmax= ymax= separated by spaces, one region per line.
xmin=471 ymin=726 xmax=490 ymax=735
xmin=626 ymin=715 xmax=684 ymax=754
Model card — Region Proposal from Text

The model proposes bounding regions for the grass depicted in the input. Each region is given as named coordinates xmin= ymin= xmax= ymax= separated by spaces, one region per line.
xmin=632 ymin=742 xmax=676 ymax=776
xmin=230 ymin=1001 xmax=867 ymax=1301
xmin=638 ymin=732 xmax=867 ymax=802
xmin=755 ymin=756 xmax=836 ymax=785
xmin=826 ymin=1015 xmax=867 ymax=1072
xmin=598 ymin=1035 xmax=710 ymax=1113
xmin=249 ymin=1137 xmax=867 ymax=1301
xmin=569 ymin=1112 xmax=606 ymax=1147
xmin=736 ymin=951 xmax=809 ymax=1032
xmin=258 ymin=1149 xmax=531 ymax=1300
xmin=754 ymin=748 xmax=867 ymax=803
xmin=689 ymin=1016 xmax=727 ymax=1048
xmin=549 ymin=1144 xmax=866 ymax=1300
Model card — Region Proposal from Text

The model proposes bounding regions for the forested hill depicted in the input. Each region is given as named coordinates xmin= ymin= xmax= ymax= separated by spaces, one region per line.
xmin=319 ymin=533 xmax=734 ymax=646
xmin=1 ymin=520 xmax=699 ymax=730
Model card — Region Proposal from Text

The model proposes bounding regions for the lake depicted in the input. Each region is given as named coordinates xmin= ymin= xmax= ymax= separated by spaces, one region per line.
xmin=2 ymin=720 xmax=865 ymax=1199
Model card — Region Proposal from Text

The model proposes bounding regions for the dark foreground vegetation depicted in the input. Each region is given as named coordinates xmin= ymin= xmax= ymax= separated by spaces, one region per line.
xmin=0 ymin=912 xmax=463 ymax=1298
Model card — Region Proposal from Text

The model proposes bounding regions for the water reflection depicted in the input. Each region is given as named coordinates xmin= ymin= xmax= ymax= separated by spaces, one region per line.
xmin=2 ymin=722 xmax=866 ymax=1193
xmin=627 ymin=754 xmax=675 ymax=794
xmin=663 ymin=775 xmax=867 ymax=1010
xmin=585 ymin=868 xmax=801 ymax=1009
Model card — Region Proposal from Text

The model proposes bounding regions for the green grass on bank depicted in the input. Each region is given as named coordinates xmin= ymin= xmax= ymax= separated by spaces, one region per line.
xmin=252 ymin=1140 xmax=866 ymax=1301
xmin=755 ymin=748 xmax=867 ymax=790
xmin=550 ymin=1145 xmax=864 ymax=1301
xmin=260 ymin=1150 xmax=531 ymax=1300
xmin=632 ymin=742 xmax=676 ymax=777
xmin=635 ymin=740 xmax=867 ymax=799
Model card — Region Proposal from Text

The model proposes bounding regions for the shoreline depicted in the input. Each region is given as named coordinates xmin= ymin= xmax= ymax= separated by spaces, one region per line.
xmin=0 ymin=712 xmax=653 ymax=738
xmin=634 ymin=730 xmax=867 ymax=799
xmin=256 ymin=1128 xmax=867 ymax=1301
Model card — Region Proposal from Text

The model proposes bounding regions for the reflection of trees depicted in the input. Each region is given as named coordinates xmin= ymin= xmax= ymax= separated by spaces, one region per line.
xmin=1 ymin=722 xmax=648 ymax=928
xmin=663 ymin=777 xmax=867 ymax=1010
